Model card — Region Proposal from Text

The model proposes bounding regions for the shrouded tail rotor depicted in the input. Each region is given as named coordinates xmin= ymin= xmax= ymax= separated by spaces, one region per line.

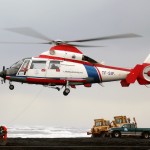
xmin=143 ymin=66 xmax=150 ymax=82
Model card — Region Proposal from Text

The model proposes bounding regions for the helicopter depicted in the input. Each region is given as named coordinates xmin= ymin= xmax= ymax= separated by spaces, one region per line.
xmin=0 ymin=27 xmax=150 ymax=96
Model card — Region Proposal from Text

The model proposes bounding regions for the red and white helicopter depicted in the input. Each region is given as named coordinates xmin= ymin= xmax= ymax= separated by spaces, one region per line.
xmin=0 ymin=28 xmax=150 ymax=96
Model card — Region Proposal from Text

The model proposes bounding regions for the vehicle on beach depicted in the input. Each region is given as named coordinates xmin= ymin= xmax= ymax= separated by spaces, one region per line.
xmin=108 ymin=123 xmax=150 ymax=139
xmin=87 ymin=118 xmax=110 ymax=137
xmin=111 ymin=116 xmax=130 ymax=127
xmin=87 ymin=116 xmax=131 ymax=137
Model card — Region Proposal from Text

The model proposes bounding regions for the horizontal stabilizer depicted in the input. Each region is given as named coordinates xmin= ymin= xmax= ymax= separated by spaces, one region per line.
xmin=126 ymin=64 xmax=143 ymax=83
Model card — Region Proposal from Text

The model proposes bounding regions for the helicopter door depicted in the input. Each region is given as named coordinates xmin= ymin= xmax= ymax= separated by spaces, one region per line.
xmin=27 ymin=60 xmax=47 ymax=77
xmin=17 ymin=59 xmax=30 ymax=76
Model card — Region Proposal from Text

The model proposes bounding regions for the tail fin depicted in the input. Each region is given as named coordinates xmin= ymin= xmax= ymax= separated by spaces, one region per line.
xmin=144 ymin=54 xmax=150 ymax=63
xmin=121 ymin=54 xmax=150 ymax=87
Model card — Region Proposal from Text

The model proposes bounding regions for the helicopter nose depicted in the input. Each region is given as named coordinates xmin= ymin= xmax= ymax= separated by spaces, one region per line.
xmin=0 ymin=70 xmax=6 ymax=77
xmin=0 ymin=66 xmax=6 ymax=82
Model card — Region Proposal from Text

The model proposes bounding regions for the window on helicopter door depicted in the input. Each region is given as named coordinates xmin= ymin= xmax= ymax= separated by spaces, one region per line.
xmin=30 ymin=61 xmax=46 ymax=70
xmin=49 ymin=61 xmax=60 ymax=70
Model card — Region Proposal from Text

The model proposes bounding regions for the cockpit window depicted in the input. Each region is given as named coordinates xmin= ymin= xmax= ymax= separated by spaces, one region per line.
xmin=82 ymin=55 xmax=98 ymax=64
xmin=11 ymin=59 xmax=24 ymax=69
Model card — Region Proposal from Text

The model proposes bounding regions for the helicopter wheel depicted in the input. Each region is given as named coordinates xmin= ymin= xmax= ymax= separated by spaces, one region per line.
xmin=63 ymin=88 xmax=70 ymax=96
xmin=9 ymin=85 xmax=14 ymax=90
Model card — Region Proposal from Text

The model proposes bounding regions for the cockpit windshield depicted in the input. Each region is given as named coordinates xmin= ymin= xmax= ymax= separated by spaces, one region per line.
xmin=10 ymin=58 xmax=30 ymax=69
xmin=6 ymin=58 xmax=31 ymax=76
xmin=11 ymin=60 xmax=23 ymax=69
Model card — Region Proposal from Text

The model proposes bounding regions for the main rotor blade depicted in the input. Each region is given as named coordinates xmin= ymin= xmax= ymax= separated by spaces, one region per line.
xmin=66 ymin=33 xmax=141 ymax=43
xmin=69 ymin=44 xmax=105 ymax=47
xmin=0 ymin=41 xmax=53 ymax=44
xmin=5 ymin=27 xmax=53 ymax=42
xmin=0 ymin=42 xmax=104 ymax=47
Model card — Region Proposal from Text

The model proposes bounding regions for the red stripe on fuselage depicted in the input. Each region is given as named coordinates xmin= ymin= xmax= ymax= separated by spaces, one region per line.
xmin=6 ymin=76 xmax=10 ymax=80
xmin=39 ymin=55 xmax=93 ymax=66
xmin=95 ymin=64 xmax=131 ymax=72
xmin=6 ymin=76 xmax=87 ymax=85
xmin=26 ymin=77 xmax=87 ymax=85
xmin=27 ymin=78 xmax=66 ymax=84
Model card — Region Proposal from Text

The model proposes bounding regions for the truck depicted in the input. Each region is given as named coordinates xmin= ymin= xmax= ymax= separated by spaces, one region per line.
xmin=108 ymin=123 xmax=150 ymax=139
xmin=87 ymin=116 xmax=131 ymax=138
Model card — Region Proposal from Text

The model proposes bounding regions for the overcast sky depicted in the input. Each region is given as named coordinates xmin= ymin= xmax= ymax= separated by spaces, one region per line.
xmin=0 ymin=0 xmax=150 ymax=129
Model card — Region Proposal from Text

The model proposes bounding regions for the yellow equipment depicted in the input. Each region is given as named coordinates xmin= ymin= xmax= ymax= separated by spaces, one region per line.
xmin=111 ymin=116 xmax=129 ymax=127
xmin=87 ymin=116 xmax=136 ymax=138
xmin=87 ymin=118 xmax=110 ymax=137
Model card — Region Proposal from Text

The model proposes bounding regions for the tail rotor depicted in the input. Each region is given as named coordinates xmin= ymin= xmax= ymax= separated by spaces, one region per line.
xmin=143 ymin=66 xmax=150 ymax=82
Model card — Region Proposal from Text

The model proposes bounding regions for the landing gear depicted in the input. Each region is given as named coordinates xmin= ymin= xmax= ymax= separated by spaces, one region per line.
xmin=9 ymin=82 xmax=14 ymax=90
xmin=45 ymin=81 xmax=71 ymax=96
xmin=63 ymin=81 xmax=70 ymax=96
xmin=9 ymin=84 xmax=14 ymax=90
xmin=63 ymin=88 xmax=70 ymax=96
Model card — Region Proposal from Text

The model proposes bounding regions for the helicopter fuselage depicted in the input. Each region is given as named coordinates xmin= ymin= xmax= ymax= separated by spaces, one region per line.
xmin=6 ymin=56 xmax=130 ymax=86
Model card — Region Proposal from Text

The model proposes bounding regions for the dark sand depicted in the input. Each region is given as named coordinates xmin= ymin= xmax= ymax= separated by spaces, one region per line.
xmin=1 ymin=137 xmax=150 ymax=150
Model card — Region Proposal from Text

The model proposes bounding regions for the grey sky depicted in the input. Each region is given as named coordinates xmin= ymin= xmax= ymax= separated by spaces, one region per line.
xmin=0 ymin=0 xmax=150 ymax=128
